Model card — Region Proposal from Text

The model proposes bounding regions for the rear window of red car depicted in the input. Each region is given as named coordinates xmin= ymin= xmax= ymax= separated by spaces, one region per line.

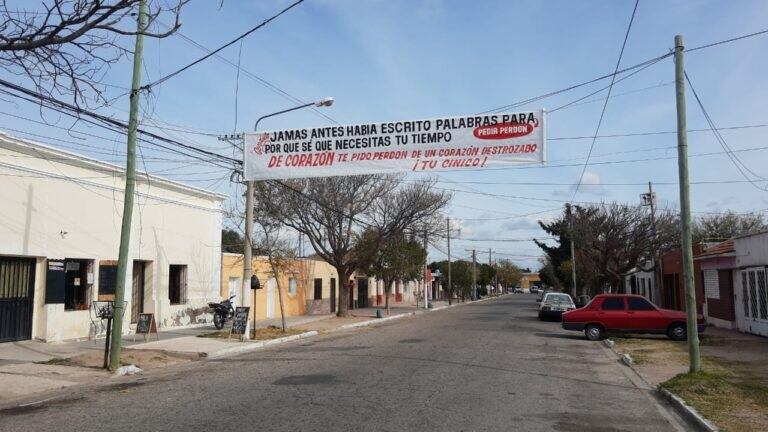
xmin=601 ymin=297 xmax=625 ymax=310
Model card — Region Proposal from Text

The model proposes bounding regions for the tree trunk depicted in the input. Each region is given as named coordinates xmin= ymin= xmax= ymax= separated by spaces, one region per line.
xmin=268 ymin=257 xmax=287 ymax=332
xmin=384 ymin=278 xmax=391 ymax=315
xmin=336 ymin=266 xmax=350 ymax=317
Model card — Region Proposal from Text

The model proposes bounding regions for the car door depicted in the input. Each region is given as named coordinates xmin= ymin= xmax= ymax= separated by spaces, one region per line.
xmin=627 ymin=297 xmax=662 ymax=331
xmin=598 ymin=296 xmax=627 ymax=330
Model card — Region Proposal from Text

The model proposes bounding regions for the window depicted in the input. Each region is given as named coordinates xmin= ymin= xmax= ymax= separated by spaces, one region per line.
xmin=601 ymin=297 xmax=625 ymax=311
xmin=742 ymin=271 xmax=750 ymax=318
xmin=759 ymin=269 xmax=767 ymax=320
xmin=288 ymin=277 xmax=297 ymax=295
xmin=313 ymin=278 xmax=322 ymax=300
xmin=168 ymin=265 xmax=187 ymax=305
xmin=99 ymin=265 xmax=118 ymax=298
xmin=64 ymin=259 xmax=93 ymax=311
xmin=628 ymin=297 xmax=655 ymax=311
xmin=640 ymin=278 xmax=646 ymax=298
xmin=703 ymin=270 xmax=720 ymax=300
xmin=749 ymin=271 xmax=758 ymax=319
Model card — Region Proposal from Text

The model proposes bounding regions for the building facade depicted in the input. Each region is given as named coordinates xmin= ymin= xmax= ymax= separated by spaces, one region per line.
xmin=0 ymin=133 xmax=225 ymax=343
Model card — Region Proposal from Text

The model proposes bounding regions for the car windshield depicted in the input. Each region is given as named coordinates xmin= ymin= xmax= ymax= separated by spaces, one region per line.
xmin=545 ymin=294 xmax=572 ymax=304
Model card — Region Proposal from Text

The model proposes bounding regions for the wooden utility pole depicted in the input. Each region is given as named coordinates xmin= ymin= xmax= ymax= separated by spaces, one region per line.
xmin=447 ymin=217 xmax=452 ymax=305
xmin=674 ymin=34 xmax=701 ymax=372
xmin=109 ymin=0 xmax=147 ymax=371
xmin=567 ymin=203 xmax=577 ymax=298
xmin=488 ymin=248 xmax=492 ymax=295
xmin=472 ymin=249 xmax=477 ymax=300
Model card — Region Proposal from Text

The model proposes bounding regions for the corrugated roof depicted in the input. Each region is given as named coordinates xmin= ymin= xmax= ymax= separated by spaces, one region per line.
xmin=696 ymin=239 xmax=735 ymax=258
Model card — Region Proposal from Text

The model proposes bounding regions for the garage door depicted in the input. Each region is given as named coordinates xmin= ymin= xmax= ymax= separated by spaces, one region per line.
xmin=0 ymin=257 xmax=36 ymax=343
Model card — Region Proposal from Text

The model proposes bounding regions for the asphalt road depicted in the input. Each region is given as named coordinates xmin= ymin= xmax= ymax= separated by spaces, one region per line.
xmin=0 ymin=296 xmax=690 ymax=431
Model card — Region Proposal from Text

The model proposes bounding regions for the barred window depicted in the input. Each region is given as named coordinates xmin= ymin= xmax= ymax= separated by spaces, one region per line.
xmin=749 ymin=271 xmax=758 ymax=319
xmin=758 ymin=269 xmax=767 ymax=320
xmin=703 ymin=270 xmax=720 ymax=300
xmin=742 ymin=271 xmax=750 ymax=318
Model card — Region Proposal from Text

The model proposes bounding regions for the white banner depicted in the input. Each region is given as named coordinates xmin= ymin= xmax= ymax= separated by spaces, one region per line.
xmin=243 ymin=110 xmax=546 ymax=180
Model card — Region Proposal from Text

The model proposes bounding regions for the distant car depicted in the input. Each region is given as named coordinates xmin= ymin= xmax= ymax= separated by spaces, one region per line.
xmin=561 ymin=294 xmax=707 ymax=341
xmin=529 ymin=287 xmax=539 ymax=294
xmin=536 ymin=289 xmax=551 ymax=302
xmin=538 ymin=293 xmax=576 ymax=320
xmin=574 ymin=294 xmax=592 ymax=308
xmin=513 ymin=287 xmax=523 ymax=294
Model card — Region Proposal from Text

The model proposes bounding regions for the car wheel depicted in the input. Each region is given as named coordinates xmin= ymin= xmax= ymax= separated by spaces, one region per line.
xmin=584 ymin=324 xmax=604 ymax=341
xmin=538 ymin=312 xmax=544 ymax=320
xmin=667 ymin=323 xmax=687 ymax=341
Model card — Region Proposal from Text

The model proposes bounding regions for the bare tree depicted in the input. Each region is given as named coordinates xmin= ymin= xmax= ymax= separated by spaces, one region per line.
xmin=0 ymin=0 xmax=188 ymax=106
xmin=693 ymin=211 xmax=766 ymax=244
xmin=259 ymin=176 xmax=451 ymax=317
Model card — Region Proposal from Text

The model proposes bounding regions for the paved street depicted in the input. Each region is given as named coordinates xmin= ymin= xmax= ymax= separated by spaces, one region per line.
xmin=0 ymin=296 xmax=689 ymax=431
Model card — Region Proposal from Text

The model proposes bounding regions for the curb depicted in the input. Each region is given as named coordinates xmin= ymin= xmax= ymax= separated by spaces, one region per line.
xmin=206 ymin=331 xmax=319 ymax=359
xmin=338 ymin=312 xmax=416 ymax=330
xmin=658 ymin=387 xmax=719 ymax=432
xmin=606 ymin=340 xmax=718 ymax=432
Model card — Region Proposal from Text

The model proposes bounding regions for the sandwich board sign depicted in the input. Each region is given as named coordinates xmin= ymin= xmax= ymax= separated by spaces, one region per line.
xmin=134 ymin=313 xmax=158 ymax=342
xmin=229 ymin=307 xmax=250 ymax=341
xmin=244 ymin=110 xmax=546 ymax=180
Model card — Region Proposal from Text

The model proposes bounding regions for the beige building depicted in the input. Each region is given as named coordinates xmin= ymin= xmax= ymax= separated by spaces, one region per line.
xmin=220 ymin=254 xmax=339 ymax=320
xmin=0 ymin=133 xmax=225 ymax=343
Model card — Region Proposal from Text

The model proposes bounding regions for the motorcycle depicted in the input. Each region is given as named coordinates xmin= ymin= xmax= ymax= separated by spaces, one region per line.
xmin=208 ymin=295 xmax=236 ymax=329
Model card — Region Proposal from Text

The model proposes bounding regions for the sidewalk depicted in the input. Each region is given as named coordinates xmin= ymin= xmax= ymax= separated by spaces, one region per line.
xmin=609 ymin=327 xmax=768 ymax=431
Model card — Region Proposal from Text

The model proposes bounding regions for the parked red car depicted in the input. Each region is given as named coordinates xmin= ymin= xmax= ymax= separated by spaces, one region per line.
xmin=561 ymin=294 xmax=706 ymax=341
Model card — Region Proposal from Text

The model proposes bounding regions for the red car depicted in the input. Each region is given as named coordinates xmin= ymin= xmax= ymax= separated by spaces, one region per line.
xmin=561 ymin=294 xmax=706 ymax=341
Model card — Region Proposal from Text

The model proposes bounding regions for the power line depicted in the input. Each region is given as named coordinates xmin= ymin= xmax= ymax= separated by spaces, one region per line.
xmin=571 ymin=0 xmax=639 ymax=201
xmin=684 ymin=71 xmax=767 ymax=192
xmin=140 ymin=0 xmax=306 ymax=91
xmin=686 ymin=28 xmax=768 ymax=52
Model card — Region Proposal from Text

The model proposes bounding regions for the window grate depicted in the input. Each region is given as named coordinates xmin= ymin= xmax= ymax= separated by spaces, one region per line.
xmin=759 ymin=269 xmax=768 ymax=320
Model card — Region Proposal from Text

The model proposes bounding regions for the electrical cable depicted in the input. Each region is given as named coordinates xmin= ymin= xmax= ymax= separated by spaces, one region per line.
xmin=571 ymin=0 xmax=639 ymax=201
xmin=140 ymin=0 xmax=306 ymax=91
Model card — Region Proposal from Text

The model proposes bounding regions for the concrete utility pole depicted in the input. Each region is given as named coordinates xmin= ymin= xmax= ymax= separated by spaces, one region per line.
xmin=423 ymin=228 xmax=428 ymax=310
xmin=488 ymin=248 xmax=492 ymax=295
xmin=241 ymin=179 xmax=254 ymax=340
xmin=674 ymin=34 xmax=701 ymax=372
xmin=109 ymin=0 xmax=147 ymax=371
xmin=567 ymin=203 xmax=577 ymax=297
xmin=447 ymin=217 xmax=452 ymax=305
xmin=642 ymin=182 xmax=661 ymax=301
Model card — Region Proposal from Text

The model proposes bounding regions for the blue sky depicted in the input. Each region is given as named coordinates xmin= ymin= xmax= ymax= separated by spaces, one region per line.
xmin=2 ymin=0 xmax=768 ymax=269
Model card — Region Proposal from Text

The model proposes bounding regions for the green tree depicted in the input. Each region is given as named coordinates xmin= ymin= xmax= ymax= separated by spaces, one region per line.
xmin=362 ymin=231 xmax=425 ymax=315
xmin=221 ymin=229 xmax=243 ymax=254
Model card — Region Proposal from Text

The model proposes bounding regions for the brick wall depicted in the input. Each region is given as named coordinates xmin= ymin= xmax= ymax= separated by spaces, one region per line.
xmin=706 ymin=269 xmax=735 ymax=322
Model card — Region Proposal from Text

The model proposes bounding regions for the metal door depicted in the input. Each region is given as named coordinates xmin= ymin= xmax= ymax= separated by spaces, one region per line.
xmin=330 ymin=278 xmax=336 ymax=313
xmin=357 ymin=278 xmax=369 ymax=308
xmin=0 ymin=257 xmax=36 ymax=343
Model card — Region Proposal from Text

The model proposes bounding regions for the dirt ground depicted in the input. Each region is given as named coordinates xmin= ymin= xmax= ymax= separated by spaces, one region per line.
xmin=40 ymin=348 xmax=202 ymax=370
xmin=197 ymin=326 xmax=305 ymax=340
xmin=612 ymin=330 xmax=768 ymax=432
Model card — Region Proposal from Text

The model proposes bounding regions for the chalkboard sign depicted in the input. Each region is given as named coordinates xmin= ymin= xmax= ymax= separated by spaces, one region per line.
xmin=134 ymin=313 xmax=158 ymax=342
xmin=230 ymin=307 xmax=250 ymax=338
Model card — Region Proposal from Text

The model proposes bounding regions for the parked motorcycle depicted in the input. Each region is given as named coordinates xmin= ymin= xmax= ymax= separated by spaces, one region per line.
xmin=208 ymin=295 xmax=236 ymax=329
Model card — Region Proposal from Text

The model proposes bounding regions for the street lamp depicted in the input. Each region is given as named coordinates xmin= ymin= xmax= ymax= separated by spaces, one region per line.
xmin=241 ymin=97 xmax=334 ymax=339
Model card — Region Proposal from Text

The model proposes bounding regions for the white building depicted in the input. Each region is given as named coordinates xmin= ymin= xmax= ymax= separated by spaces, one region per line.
xmin=0 ymin=133 xmax=226 ymax=343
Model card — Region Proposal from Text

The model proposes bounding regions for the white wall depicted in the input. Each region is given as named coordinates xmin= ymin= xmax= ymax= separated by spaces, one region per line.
xmin=734 ymin=233 xmax=768 ymax=337
xmin=0 ymin=134 xmax=225 ymax=341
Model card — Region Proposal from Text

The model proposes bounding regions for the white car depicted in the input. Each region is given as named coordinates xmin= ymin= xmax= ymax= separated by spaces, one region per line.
xmin=538 ymin=292 xmax=576 ymax=321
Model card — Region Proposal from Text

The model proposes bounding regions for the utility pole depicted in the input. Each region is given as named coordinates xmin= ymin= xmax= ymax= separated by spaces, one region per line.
xmin=241 ymin=179 xmax=253 ymax=340
xmin=423 ymin=228 xmax=428 ymax=310
xmin=472 ymin=249 xmax=477 ymax=300
xmin=674 ymin=34 xmax=700 ymax=372
xmin=567 ymin=203 xmax=577 ymax=298
xmin=641 ymin=182 xmax=661 ymax=301
xmin=447 ymin=217 xmax=452 ymax=305
xmin=109 ymin=0 xmax=147 ymax=371
xmin=488 ymin=248 xmax=492 ymax=296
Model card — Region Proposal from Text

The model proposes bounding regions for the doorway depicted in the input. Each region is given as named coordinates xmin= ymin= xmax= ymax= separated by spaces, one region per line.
xmin=131 ymin=261 xmax=146 ymax=324
xmin=0 ymin=257 xmax=36 ymax=343
xmin=266 ymin=278 xmax=276 ymax=318
xmin=357 ymin=278 xmax=369 ymax=308
xmin=330 ymin=278 xmax=336 ymax=313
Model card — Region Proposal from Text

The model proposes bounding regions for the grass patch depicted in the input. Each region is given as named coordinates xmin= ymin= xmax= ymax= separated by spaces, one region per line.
xmin=662 ymin=360 xmax=768 ymax=432
xmin=197 ymin=326 xmax=303 ymax=341
xmin=35 ymin=357 xmax=74 ymax=366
